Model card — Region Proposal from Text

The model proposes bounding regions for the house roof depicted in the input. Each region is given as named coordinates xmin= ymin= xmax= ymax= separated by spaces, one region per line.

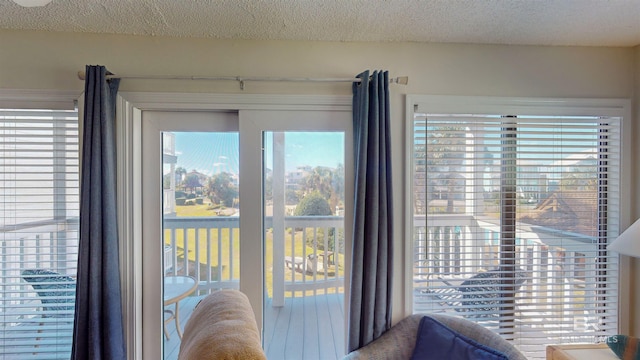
xmin=1 ymin=0 xmax=639 ymax=47
xmin=521 ymin=191 xmax=598 ymax=237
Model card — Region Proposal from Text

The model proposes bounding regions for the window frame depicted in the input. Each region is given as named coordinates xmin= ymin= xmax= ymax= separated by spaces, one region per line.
xmin=0 ymin=89 xmax=82 ymax=358
xmin=403 ymin=95 xmax=633 ymax=336
xmin=115 ymin=92 xmax=353 ymax=359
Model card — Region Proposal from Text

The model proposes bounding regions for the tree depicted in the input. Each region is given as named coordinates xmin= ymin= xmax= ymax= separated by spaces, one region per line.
xmin=298 ymin=165 xmax=348 ymax=211
xmin=302 ymin=166 xmax=333 ymax=200
xmin=264 ymin=171 xmax=272 ymax=202
xmin=561 ymin=160 xmax=597 ymax=191
xmin=295 ymin=191 xmax=333 ymax=251
xmin=294 ymin=191 xmax=332 ymax=216
xmin=426 ymin=126 xmax=467 ymax=214
xmin=184 ymin=173 xmax=202 ymax=193
xmin=207 ymin=172 xmax=238 ymax=207
xmin=175 ymin=167 xmax=187 ymax=188
xmin=285 ymin=189 xmax=300 ymax=205
xmin=330 ymin=163 xmax=345 ymax=211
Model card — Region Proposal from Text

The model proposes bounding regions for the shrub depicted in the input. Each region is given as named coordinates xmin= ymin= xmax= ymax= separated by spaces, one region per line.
xmin=304 ymin=227 xmax=344 ymax=253
xmin=176 ymin=197 xmax=186 ymax=205
xmin=294 ymin=191 xmax=332 ymax=216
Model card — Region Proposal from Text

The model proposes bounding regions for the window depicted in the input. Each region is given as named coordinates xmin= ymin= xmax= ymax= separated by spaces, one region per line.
xmin=0 ymin=107 xmax=79 ymax=358
xmin=409 ymin=96 xmax=625 ymax=360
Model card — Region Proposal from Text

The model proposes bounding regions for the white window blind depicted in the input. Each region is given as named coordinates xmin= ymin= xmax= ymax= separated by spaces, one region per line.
xmin=0 ymin=108 xmax=79 ymax=359
xmin=411 ymin=111 xmax=620 ymax=359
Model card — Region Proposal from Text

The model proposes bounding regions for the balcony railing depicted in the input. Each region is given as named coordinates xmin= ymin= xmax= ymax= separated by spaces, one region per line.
xmin=163 ymin=215 xmax=345 ymax=299
xmin=412 ymin=214 xmax=614 ymax=353
xmin=0 ymin=218 xmax=78 ymax=358
xmin=2 ymin=213 xmax=613 ymax=359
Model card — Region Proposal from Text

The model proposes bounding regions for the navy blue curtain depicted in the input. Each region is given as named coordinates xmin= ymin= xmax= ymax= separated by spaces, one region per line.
xmin=72 ymin=65 xmax=126 ymax=360
xmin=348 ymin=70 xmax=394 ymax=352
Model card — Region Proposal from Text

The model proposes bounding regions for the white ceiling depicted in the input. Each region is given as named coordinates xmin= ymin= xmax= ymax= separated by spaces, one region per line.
xmin=1 ymin=0 xmax=639 ymax=47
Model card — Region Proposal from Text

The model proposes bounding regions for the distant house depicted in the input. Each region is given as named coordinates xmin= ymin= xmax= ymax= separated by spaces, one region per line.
xmin=188 ymin=170 xmax=209 ymax=184
xmin=519 ymin=191 xmax=598 ymax=237
xmin=185 ymin=170 xmax=209 ymax=193
xmin=285 ymin=166 xmax=312 ymax=190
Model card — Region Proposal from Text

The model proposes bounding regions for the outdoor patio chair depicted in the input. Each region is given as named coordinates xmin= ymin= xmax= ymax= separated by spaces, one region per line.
xmin=21 ymin=269 xmax=76 ymax=318
xmin=422 ymin=268 xmax=528 ymax=317
xmin=305 ymin=253 xmax=336 ymax=275
xmin=21 ymin=269 xmax=76 ymax=351
xmin=285 ymin=254 xmax=336 ymax=276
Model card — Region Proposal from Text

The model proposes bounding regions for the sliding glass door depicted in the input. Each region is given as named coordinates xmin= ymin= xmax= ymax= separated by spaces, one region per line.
xmin=141 ymin=109 xmax=352 ymax=360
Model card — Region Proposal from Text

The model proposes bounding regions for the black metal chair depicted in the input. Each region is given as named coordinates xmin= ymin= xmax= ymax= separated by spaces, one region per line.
xmin=21 ymin=269 xmax=76 ymax=318
xmin=422 ymin=268 xmax=528 ymax=317
xmin=458 ymin=268 xmax=528 ymax=314
xmin=21 ymin=269 xmax=76 ymax=351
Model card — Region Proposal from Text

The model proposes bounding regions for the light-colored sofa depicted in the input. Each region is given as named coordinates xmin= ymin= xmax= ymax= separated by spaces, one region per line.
xmin=344 ymin=314 xmax=528 ymax=360
xmin=178 ymin=290 xmax=267 ymax=360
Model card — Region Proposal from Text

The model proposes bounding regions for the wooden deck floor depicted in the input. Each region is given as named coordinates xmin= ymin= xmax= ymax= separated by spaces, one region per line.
xmin=163 ymin=292 xmax=346 ymax=360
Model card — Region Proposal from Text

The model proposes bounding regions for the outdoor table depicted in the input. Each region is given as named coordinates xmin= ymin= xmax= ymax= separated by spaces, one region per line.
xmin=163 ymin=275 xmax=197 ymax=340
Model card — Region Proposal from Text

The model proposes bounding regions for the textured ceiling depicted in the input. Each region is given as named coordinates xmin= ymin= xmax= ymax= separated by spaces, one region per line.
xmin=1 ymin=0 xmax=639 ymax=46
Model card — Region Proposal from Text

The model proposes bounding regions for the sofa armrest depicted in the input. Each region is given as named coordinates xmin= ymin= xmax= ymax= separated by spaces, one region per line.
xmin=343 ymin=315 xmax=423 ymax=360
xmin=178 ymin=290 xmax=266 ymax=360
xmin=344 ymin=313 xmax=527 ymax=360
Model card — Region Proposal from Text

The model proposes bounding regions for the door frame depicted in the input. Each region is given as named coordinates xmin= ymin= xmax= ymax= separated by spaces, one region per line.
xmin=115 ymin=92 xmax=352 ymax=360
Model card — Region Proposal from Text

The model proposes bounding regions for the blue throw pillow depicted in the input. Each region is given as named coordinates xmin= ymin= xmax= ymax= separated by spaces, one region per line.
xmin=410 ymin=316 xmax=509 ymax=360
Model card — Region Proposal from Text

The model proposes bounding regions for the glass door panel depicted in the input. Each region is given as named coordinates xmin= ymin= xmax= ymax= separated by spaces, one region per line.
xmin=161 ymin=131 xmax=240 ymax=359
xmin=141 ymin=110 xmax=240 ymax=359
xmin=263 ymin=131 xmax=346 ymax=360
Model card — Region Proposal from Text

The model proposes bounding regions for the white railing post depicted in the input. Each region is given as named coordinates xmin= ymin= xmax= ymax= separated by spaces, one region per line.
xmin=530 ymin=242 xmax=542 ymax=306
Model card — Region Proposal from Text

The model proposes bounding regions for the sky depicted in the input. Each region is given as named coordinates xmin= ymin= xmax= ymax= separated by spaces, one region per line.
xmin=169 ymin=131 xmax=345 ymax=176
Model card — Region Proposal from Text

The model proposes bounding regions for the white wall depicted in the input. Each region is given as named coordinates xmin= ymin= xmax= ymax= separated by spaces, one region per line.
xmin=1 ymin=29 xmax=636 ymax=326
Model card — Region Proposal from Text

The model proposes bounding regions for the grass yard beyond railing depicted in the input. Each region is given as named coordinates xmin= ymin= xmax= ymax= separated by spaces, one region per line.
xmin=164 ymin=204 xmax=345 ymax=298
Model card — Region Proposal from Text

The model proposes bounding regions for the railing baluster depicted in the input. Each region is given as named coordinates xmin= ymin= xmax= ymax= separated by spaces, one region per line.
xmin=312 ymin=226 xmax=317 ymax=297
xmin=217 ymin=226 xmax=222 ymax=285
xmin=194 ymin=227 xmax=200 ymax=286
xmin=171 ymin=228 xmax=177 ymax=276
xmin=290 ymin=225 xmax=297 ymax=288
xmin=323 ymin=226 xmax=329 ymax=287
xmin=206 ymin=226 xmax=212 ymax=291
xmin=36 ymin=234 xmax=41 ymax=265
xmin=178 ymin=228 xmax=184 ymax=275
xmin=185 ymin=228 xmax=192 ymax=277
xmin=19 ymin=238 xmax=25 ymax=275
xmin=228 ymin=225 xmax=234 ymax=283
xmin=49 ymin=231 xmax=55 ymax=268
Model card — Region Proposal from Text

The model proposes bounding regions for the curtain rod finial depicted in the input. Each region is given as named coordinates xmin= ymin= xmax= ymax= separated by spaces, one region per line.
xmin=393 ymin=76 xmax=409 ymax=85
